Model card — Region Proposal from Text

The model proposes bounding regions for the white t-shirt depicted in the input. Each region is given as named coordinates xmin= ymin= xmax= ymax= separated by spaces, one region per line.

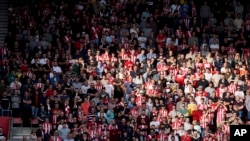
xmin=103 ymin=84 xmax=114 ymax=98
xmin=235 ymin=91 xmax=245 ymax=98
xmin=81 ymin=85 xmax=90 ymax=94
xmin=212 ymin=74 xmax=222 ymax=87
xmin=210 ymin=44 xmax=219 ymax=49
xmin=137 ymin=36 xmax=147 ymax=48
xmin=204 ymin=73 xmax=212 ymax=82
xmin=184 ymin=122 xmax=191 ymax=131
xmin=150 ymin=121 xmax=160 ymax=128
xmin=194 ymin=125 xmax=201 ymax=133
xmin=39 ymin=58 xmax=48 ymax=65
xmin=53 ymin=66 xmax=62 ymax=73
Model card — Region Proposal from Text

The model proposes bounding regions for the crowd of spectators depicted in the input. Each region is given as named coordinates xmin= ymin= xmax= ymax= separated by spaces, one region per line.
xmin=1 ymin=0 xmax=250 ymax=140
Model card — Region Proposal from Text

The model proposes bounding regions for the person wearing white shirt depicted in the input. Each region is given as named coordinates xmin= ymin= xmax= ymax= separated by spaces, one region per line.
xmin=150 ymin=116 xmax=160 ymax=128
xmin=52 ymin=62 xmax=62 ymax=73
xmin=220 ymin=63 xmax=230 ymax=74
xmin=39 ymin=54 xmax=48 ymax=65
xmin=103 ymin=81 xmax=114 ymax=98
xmin=184 ymin=118 xmax=192 ymax=131
xmin=39 ymin=58 xmax=47 ymax=65
xmin=137 ymin=32 xmax=147 ymax=48
xmin=81 ymin=81 xmax=90 ymax=95
xmin=211 ymin=71 xmax=222 ymax=87
xmin=168 ymin=131 xmax=179 ymax=141
xmin=235 ymin=87 xmax=245 ymax=98
xmin=193 ymin=120 xmax=202 ymax=134
xmin=204 ymin=68 xmax=212 ymax=82
xmin=176 ymin=125 xmax=185 ymax=136
xmin=31 ymin=57 xmax=40 ymax=65
xmin=195 ymin=93 xmax=207 ymax=105
xmin=210 ymin=42 xmax=219 ymax=52
xmin=132 ymin=74 xmax=143 ymax=86
xmin=10 ymin=77 xmax=22 ymax=90
xmin=184 ymin=83 xmax=196 ymax=95
xmin=205 ymin=82 xmax=215 ymax=96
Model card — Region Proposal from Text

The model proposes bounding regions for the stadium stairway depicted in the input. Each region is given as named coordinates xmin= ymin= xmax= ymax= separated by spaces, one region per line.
xmin=0 ymin=0 xmax=8 ymax=46
xmin=10 ymin=127 xmax=33 ymax=141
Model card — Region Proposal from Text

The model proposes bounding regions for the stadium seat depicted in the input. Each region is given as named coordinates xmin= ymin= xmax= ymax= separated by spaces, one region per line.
xmin=30 ymin=118 xmax=39 ymax=127
xmin=12 ymin=117 xmax=23 ymax=126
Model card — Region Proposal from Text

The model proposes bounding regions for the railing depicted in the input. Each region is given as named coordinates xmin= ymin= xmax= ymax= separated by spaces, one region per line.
xmin=0 ymin=109 xmax=12 ymax=140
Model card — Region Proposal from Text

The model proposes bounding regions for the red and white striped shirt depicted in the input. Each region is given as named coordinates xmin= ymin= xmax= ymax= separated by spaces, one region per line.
xmin=216 ymin=107 xmax=227 ymax=123
xmin=130 ymin=55 xmax=137 ymax=63
xmin=200 ymin=114 xmax=209 ymax=128
xmin=227 ymin=84 xmax=237 ymax=94
xmin=26 ymin=71 xmax=33 ymax=78
xmin=110 ymin=57 xmax=117 ymax=62
xmin=64 ymin=104 xmax=70 ymax=115
xmin=122 ymin=43 xmax=130 ymax=50
xmin=176 ymin=29 xmax=183 ymax=39
xmin=34 ymin=83 xmax=44 ymax=90
xmin=89 ymin=129 xmax=100 ymax=139
xmin=91 ymin=27 xmax=99 ymax=39
xmin=50 ymin=136 xmax=62 ymax=141
xmin=118 ymin=53 xmax=128 ymax=60
xmin=95 ymin=55 xmax=102 ymax=61
xmin=95 ymin=84 xmax=103 ymax=92
xmin=215 ymin=132 xmax=224 ymax=141
xmin=159 ymin=109 xmax=168 ymax=118
xmin=157 ymin=133 xmax=168 ymax=141
xmin=101 ymin=54 xmax=110 ymax=62
xmin=42 ymin=122 xmax=52 ymax=134
xmin=108 ymin=124 xmax=118 ymax=130
xmin=197 ymin=104 xmax=208 ymax=111
xmin=171 ymin=121 xmax=182 ymax=130
xmin=222 ymin=124 xmax=230 ymax=135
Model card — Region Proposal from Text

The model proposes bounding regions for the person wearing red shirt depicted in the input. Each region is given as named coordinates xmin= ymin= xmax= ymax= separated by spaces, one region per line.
xmin=90 ymin=23 xmax=101 ymax=45
xmin=195 ymin=87 xmax=208 ymax=99
xmin=100 ymin=49 xmax=110 ymax=62
xmin=192 ymin=109 xmax=202 ymax=122
xmin=137 ymin=110 xmax=150 ymax=125
xmin=137 ymin=118 xmax=149 ymax=136
xmin=166 ymin=97 xmax=175 ymax=111
xmin=74 ymin=40 xmax=82 ymax=50
xmin=20 ymin=60 xmax=29 ymax=72
xmin=181 ymin=130 xmax=192 ymax=141
xmin=156 ymin=30 xmax=166 ymax=48
xmin=45 ymin=85 xmax=54 ymax=97
xmin=193 ymin=68 xmax=203 ymax=87
xmin=175 ymin=69 xmax=186 ymax=86
xmin=156 ymin=128 xmax=168 ymax=141
xmin=125 ymin=57 xmax=134 ymax=70
xmin=81 ymin=97 xmax=90 ymax=116
xmin=109 ymin=126 xmax=120 ymax=141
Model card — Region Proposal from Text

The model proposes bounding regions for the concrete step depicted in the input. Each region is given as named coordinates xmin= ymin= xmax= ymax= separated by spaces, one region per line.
xmin=11 ymin=127 xmax=36 ymax=138
xmin=11 ymin=136 xmax=24 ymax=141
